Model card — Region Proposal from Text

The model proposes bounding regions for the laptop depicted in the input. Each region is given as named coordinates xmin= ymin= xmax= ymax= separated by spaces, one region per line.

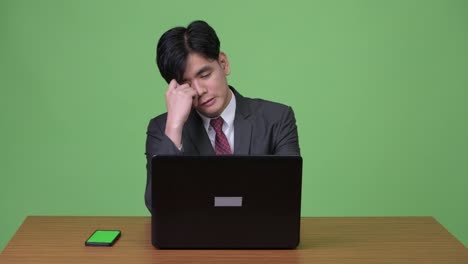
xmin=151 ymin=155 xmax=303 ymax=249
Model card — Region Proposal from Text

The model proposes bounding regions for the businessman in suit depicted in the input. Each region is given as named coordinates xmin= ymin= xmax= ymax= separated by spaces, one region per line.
xmin=145 ymin=20 xmax=300 ymax=212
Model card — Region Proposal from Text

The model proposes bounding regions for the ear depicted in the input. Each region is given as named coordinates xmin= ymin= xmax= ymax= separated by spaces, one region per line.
xmin=218 ymin=52 xmax=231 ymax=76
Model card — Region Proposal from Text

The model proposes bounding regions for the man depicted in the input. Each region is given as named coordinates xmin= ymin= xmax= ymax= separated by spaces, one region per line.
xmin=145 ymin=20 xmax=300 ymax=213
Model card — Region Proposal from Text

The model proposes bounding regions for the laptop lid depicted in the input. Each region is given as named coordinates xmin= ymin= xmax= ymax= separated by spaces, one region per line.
xmin=151 ymin=155 xmax=302 ymax=249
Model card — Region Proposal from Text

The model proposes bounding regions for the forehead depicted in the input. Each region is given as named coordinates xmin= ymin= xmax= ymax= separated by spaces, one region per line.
xmin=183 ymin=53 xmax=216 ymax=79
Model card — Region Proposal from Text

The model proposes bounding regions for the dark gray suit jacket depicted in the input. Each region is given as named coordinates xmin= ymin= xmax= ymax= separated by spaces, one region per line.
xmin=144 ymin=87 xmax=300 ymax=212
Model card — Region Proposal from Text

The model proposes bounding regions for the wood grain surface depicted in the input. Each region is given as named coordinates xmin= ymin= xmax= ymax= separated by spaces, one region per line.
xmin=1 ymin=216 xmax=466 ymax=263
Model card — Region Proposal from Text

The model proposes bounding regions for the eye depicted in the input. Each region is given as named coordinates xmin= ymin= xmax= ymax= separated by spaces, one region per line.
xmin=200 ymin=72 xmax=211 ymax=79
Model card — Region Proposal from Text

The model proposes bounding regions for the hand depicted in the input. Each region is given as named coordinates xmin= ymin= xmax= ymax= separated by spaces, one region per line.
xmin=164 ymin=79 xmax=198 ymax=147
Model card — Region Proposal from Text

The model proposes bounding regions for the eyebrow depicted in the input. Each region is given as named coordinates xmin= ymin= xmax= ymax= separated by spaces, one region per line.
xmin=194 ymin=65 xmax=212 ymax=77
xmin=182 ymin=65 xmax=213 ymax=83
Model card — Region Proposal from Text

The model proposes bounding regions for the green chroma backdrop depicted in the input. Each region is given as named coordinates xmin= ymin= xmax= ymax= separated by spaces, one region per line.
xmin=1 ymin=0 xmax=467 ymax=251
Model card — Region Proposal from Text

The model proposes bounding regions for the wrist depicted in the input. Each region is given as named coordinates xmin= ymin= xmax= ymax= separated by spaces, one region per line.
xmin=166 ymin=114 xmax=185 ymax=130
xmin=165 ymin=126 xmax=182 ymax=148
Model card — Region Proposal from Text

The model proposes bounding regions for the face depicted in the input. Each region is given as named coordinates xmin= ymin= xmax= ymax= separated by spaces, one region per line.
xmin=182 ymin=52 xmax=232 ymax=118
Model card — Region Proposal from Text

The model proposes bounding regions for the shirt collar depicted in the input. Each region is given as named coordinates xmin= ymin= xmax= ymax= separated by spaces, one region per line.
xmin=198 ymin=89 xmax=236 ymax=131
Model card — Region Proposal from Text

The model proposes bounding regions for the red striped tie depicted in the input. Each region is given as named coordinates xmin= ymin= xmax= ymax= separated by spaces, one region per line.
xmin=210 ymin=117 xmax=232 ymax=155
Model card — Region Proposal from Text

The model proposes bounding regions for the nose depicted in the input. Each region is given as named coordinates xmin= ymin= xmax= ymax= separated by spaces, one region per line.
xmin=192 ymin=80 xmax=207 ymax=96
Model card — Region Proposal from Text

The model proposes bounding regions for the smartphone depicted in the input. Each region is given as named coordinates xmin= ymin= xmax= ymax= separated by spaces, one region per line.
xmin=85 ymin=230 xmax=121 ymax=246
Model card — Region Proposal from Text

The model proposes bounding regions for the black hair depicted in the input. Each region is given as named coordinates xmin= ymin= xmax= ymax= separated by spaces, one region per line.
xmin=156 ymin=20 xmax=221 ymax=83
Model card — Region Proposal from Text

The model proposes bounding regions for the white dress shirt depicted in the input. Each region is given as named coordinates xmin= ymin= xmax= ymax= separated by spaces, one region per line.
xmin=197 ymin=90 xmax=236 ymax=153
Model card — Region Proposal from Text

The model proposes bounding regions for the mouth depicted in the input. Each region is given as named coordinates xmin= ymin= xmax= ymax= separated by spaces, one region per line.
xmin=200 ymin=97 xmax=215 ymax=106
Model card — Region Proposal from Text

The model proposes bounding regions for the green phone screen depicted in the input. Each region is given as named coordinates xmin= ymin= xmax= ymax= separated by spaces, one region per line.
xmin=85 ymin=230 xmax=121 ymax=246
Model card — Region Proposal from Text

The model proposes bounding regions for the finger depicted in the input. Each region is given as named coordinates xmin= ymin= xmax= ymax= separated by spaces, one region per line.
xmin=176 ymin=83 xmax=192 ymax=91
xmin=180 ymin=85 xmax=197 ymax=96
xmin=168 ymin=79 xmax=178 ymax=91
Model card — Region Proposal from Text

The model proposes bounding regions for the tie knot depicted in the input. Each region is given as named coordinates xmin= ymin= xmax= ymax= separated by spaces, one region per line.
xmin=210 ymin=117 xmax=224 ymax=132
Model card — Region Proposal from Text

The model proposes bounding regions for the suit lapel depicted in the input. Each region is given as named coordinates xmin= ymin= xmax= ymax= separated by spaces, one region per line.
xmin=232 ymin=88 xmax=252 ymax=155
xmin=184 ymin=110 xmax=215 ymax=155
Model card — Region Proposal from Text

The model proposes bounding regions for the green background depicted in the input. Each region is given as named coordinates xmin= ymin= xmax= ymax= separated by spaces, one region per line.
xmin=1 ymin=0 xmax=467 ymax=251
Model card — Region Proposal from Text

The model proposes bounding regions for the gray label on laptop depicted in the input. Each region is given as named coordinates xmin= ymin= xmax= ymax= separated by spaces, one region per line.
xmin=214 ymin=197 xmax=243 ymax=207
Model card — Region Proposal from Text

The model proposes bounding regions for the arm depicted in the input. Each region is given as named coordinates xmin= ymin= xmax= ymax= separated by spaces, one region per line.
xmin=145 ymin=80 xmax=198 ymax=213
xmin=145 ymin=117 xmax=183 ymax=213
xmin=273 ymin=106 xmax=301 ymax=156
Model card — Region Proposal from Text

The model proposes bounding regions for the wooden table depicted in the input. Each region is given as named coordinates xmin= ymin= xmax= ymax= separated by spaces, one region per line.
xmin=1 ymin=216 xmax=466 ymax=263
